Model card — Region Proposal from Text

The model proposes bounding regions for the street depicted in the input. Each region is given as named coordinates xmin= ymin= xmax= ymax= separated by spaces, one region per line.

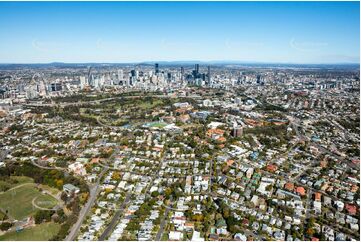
xmin=65 ymin=167 xmax=108 ymax=241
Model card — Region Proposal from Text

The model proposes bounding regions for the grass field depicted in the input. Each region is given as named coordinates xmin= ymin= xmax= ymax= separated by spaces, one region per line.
xmin=0 ymin=183 xmax=59 ymax=220
xmin=0 ymin=210 xmax=5 ymax=220
xmin=0 ymin=176 xmax=34 ymax=192
xmin=9 ymin=176 xmax=34 ymax=186
xmin=0 ymin=222 xmax=60 ymax=241
xmin=146 ymin=122 xmax=167 ymax=128
xmin=38 ymin=184 xmax=59 ymax=196
xmin=138 ymin=99 xmax=163 ymax=109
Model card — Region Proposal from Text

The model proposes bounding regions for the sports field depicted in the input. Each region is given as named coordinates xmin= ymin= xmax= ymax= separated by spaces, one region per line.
xmin=0 ymin=222 xmax=61 ymax=241
xmin=144 ymin=122 xmax=167 ymax=128
xmin=0 ymin=183 xmax=59 ymax=220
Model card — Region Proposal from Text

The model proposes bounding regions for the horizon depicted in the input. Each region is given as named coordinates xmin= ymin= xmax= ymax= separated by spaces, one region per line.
xmin=0 ymin=60 xmax=360 ymax=66
xmin=0 ymin=1 xmax=360 ymax=64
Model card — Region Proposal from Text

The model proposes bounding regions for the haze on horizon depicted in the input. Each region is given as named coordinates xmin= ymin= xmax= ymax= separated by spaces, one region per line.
xmin=0 ymin=1 xmax=359 ymax=64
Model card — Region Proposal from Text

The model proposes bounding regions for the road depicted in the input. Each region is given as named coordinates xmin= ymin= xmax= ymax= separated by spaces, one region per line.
xmin=98 ymin=193 xmax=131 ymax=240
xmin=65 ymin=167 xmax=108 ymax=241
xmin=98 ymin=163 xmax=160 ymax=241
xmin=31 ymin=159 xmax=65 ymax=171
xmin=99 ymin=151 xmax=165 ymax=240
xmin=155 ymin=199 xmax=173 ymax=241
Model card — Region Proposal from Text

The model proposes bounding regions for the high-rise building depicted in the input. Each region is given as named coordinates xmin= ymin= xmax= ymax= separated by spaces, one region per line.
xmin=118 ymin=69 xmax=124 ymax=80
xmin=207 ymin=66 xmax=211 ymax=85
xmin=193 ymin=64 xmax=200 ymax=79
xmin=180 ymin=67 xmax=185 ymax=81
xmin=256 ymin=75 xmax=261 ymax=84
xmin=87 ymin=66 xmax=93 ymax=86
xmin=80 ymin=76 xmax=87 ymax=89
xmin=50 ymin=83 xmax=62 ymax=92
xmin=155 ymin=63 xmax=159 ymax=74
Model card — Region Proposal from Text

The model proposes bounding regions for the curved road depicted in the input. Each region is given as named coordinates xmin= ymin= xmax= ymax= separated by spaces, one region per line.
xmin=31 ymin=159 xmax=65 ymax=171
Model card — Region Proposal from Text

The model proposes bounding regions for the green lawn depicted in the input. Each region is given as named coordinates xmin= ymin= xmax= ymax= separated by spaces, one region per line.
xmin=138 ymin=99 xmax=163 ymax=109
xmin=33 ymin=194 xmax=59 ymax=209
xmin=0 ymin=222 xmax=60 ymax=241
xmin=149 ymin=122 xmax=167 ymax=128
xmin=10 ymin=176 xmax=34 ymax=185
xmin=0 ymin=176 xmax=34 ymax=192
xmin=0 ymin=183 xmax=59 ymax=220
xmin=38 ymin=184 xmax=59 ymax=196
xmin=0 ymin=210 xmax=5 ymax=220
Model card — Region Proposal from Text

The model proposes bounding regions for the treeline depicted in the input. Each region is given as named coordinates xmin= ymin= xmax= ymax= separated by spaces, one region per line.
xmin=244 ymin=124 xmax=288 ymax=137
xmin=0 ymin=162 xmax=88 ymax=193
xmin=257 ymin=101 xmax=286 ymax=112
xmin=52 ymin=94 xmax=110 ymax=103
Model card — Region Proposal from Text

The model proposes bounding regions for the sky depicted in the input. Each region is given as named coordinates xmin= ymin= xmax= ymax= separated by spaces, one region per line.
xmin=0 ymin=1 xmax=359 ymax=64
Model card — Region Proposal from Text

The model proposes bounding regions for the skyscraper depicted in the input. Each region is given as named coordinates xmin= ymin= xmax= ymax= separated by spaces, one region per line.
xmin=207 ymin=66 xmax=211 ymax=85
xmin=193 ymin=64 xmax=200 ymax=79
xmin=155 ymin=63 xmax=159 ymax=74
xmin=80 ymin=76 xmax=87 ymax=89
xmin=195 ymin=64 xmax=199 ymax=74
xmin=87 ymin=66 xmax=93 ymax=86
xmin=256 ymin=75 xmax=261 ymax=84
xmin=118 ymin=69 xmax=124 ymax=80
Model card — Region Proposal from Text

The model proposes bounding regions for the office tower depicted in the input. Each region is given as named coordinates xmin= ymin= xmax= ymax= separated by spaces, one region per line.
xmin=193 ymin=64 xmax=200 ymax=79
xmin=155 ymin=63 xmax=159 ymax=74
xmin=94 ymin=78 xmax=99 ymax=89
xmin=118 ymin=69 xmax=124 ymax=80
xmin=131 ymin=70 xmax=136 ymax=77
xmin=80 ymin=76 xmax=86 ymax=89
xmin=50 ymin=83 xmax=62 ymax=92
xmin=256 ymin=75 xmax=261 ymax=84
xmin=17 ymin=84 xmax=25 ymax=93
xmin=207 ymin=66 xmax=211 ymax=85
xmin=195 ymin=64 xmax=199 ymax=74
xmin=87 ymin=66 xmax=93 ymax=86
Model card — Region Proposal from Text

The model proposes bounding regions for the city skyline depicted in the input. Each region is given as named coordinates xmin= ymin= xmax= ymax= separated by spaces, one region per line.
xmin=0 ymin=1 xmax=360 ymax=64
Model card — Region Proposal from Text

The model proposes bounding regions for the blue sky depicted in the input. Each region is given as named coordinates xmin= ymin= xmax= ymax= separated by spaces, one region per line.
xmin=0 ymin=1 xmax=359 ymax=64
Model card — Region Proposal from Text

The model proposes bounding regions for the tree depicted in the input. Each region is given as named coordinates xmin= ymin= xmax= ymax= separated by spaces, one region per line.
xmin=222 ymin=207 xmax=230 ymax=219
xmin=265 ymin=184 xmax=273 ymax=191
xmin=306 ymin=228 xmax=315 ymax=237
xmin=192 ymin=214 xmax=204 ymax=222
xmin=111 ymin=172 xmax=121 ymax=181
xmin=79 ymin=192 xmax=89 ymax=204
xmin=56 ymin=179 xmax=64 ymax=189
xmin=34 ymin=210 xmax=53 ymax=224
xmin=151 ymin=191 xmax=159 ymax=198
xmin=0 ymin=222 xmax=13 ymax=231
xmin=164 ymin=187 xmax=172 ymax=199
